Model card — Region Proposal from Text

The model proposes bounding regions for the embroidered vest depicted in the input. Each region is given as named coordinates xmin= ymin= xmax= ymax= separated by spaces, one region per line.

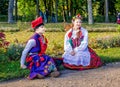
xmin=29 ymin=33 xmax=48 ymax=54
xmin=68 ymin=28 xmax=84 ymax=48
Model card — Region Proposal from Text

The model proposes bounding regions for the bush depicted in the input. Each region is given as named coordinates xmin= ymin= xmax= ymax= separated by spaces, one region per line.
xmin=94 ymin=15 xmax=105 ymax=22
xmin=89 ymin=35 xmax=120 ymax=49
xmin=6 ymin=44 xmax=25 ymax=61
xmin=0 ymin=48 xmax=8 ymax=62
xmin=0 ymin=32 xmax=9 ymax=48
xmin=0 ymin=32 xmax=10 ymax=62
xmin=17 ymin=21 xmax=31 ymax=31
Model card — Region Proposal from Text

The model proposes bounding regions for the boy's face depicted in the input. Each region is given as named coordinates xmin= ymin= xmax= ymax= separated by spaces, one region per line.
xmin=37 ymin=25 xmax=46 ymax=34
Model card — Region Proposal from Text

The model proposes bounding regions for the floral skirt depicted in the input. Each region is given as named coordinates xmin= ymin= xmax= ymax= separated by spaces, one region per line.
xmin=26 ymin=54 xmax=57 ymax=79
xmin=62 ymin=47 xmax=103 ymax=70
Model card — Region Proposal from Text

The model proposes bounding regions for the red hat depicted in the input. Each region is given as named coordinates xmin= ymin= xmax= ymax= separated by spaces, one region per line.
xmin=31 ymin=17 xmax=44 ymax=29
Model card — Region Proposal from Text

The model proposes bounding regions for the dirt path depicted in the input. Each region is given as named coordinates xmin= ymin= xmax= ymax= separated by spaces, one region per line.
xmin=0 ymin=62 xmax=120 ymax=87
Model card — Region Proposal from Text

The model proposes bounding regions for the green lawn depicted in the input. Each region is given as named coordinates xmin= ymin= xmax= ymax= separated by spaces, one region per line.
xmin=0 ymin=47 xmax=120 ymax=82
xmin=0 ymin=23 xmax=120 ymax=81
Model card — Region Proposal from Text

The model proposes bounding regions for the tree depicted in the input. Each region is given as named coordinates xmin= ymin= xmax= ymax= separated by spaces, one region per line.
xmin=15 ymin=0 xmax=18 ymax=21
xmin=105 ymin=0 xmax=109 ymax=22
xmin=115 ymin=0 xmax=120 ymax=12
xmin=17 ymin=0 xmax=36 ymax=21
xmin=8 ymin=0 xmax=14 ymax=23
xmin=87 ymin=0 xmax=93 ymax=24
xmin=55 ymin=0 xmax=58 ymax=22
xmin=35 ymin=0 xmax=39 ymax=18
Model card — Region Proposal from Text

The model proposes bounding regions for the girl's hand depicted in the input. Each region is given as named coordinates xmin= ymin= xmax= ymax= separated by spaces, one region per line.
xmin=70 ymin=50 xmax=75 ymax=56
xmin=21 ymin=64 xmax=27 ymax=69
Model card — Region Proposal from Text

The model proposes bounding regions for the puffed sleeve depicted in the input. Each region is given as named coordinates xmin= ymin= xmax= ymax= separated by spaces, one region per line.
xmin=64 ymin=31 xmax=73 ymax=53
xmin=20 ymin=39 xmax=36 ymax=65
xmin=74 ymin=28 xmax=88 ymax=52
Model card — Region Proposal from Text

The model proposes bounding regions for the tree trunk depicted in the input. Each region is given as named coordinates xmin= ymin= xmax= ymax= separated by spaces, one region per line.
xmin=15 ymin=0 xmax=17 ymax=22
xmin=105 ymin=0 xmax=109 ymax=23
xmin=55 ymin=0 xmax=58 ymax=22
xmin=36 ymin=0 xmax=39 ymax=18
xmin=62 ymin=4 xmax=66 ymax=22
xmin=43 ymin=0 xmax=47 ymax=9
xmin=70 ymin=0 xmax=73 ymax=17
xmin=87 ymin=0 xmax=93 ymax=24
xmin=66 ymin=0 xmax=69 ymax=22
xmin=8 ymin=0 xmax=14 ymax=23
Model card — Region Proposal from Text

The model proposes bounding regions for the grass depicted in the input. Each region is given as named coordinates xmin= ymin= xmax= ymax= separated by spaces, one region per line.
xmin=0 ymin=61 xmax=29 ymax=82
xmin=95 ymin=48 xmax=120 ymax=63
xmin=0 ymin=22 xmax=118 ymax=32
xmin=0 ymin=47 xmax=120 ymax=82
xmin=0 ymin=23 xmax=120 ymax=81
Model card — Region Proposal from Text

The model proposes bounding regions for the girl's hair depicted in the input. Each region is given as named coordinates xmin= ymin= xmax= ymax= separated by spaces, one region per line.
xmin=64 ymin=24 xmax=73 ymax=31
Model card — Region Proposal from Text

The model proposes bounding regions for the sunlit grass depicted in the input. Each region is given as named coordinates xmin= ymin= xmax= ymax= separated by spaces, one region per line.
xmin=4 ymin=30 xmax=120 ymax=58
xmin=0 ymin=30 xmax=120 ymax=82
xmin=95 ymin=48 xmax=120 ymax=63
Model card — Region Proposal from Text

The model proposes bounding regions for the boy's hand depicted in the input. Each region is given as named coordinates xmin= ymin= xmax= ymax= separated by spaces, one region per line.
xmin=21 ymin=64 xmax=27 ymax=69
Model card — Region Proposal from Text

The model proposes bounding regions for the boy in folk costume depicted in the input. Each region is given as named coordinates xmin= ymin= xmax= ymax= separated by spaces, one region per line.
xmin=62 ymin=14 xmax=103 ymax=70
xmin=20 ymin=17 xmax=60 ymax=79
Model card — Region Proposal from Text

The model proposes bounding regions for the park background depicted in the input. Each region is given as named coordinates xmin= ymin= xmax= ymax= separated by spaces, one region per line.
xmin=0 ymin=0 xmax=120 ymax=81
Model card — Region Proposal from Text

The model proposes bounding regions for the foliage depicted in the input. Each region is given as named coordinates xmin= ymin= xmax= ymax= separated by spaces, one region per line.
xmin=3 ymin=30 xmax=120 ymax=56
xmin=0 ymin=32 xmax=10 ymax=62
xmin=45 ymin=32 xmax=64 ymax=57
xmin=5 ymin=43 xmax=24 ymax=61
xmin=0 ymin=0 xmax=8 ymax=15
xmin=0 ymin=48 xmax=8 ymax=62
xmin=94 ymin=15 xmax=105 ymax=22
xmin=116 ymin=25 xmax=120 ymax=32
xmin=16 ymin=21 xmax=31 ymax=30
xmin=0 ymin=32 xmax=9 ymax=48
xmin=0 ymin=15 xmax=8 ymax=22
xmin=115 ymin=0 xmax=120 ymax=12
xmin=1 ymin=0 xmax=118 ymax=22
xmin=89 ymin=34 xmax=120 ymax=49
xmin=17 ymin=0 xmax=36 ymax=21
xmin=0 ymin=27 xmax=19 ymax=32
xmin=0 ymin=22 xmax=118 ymax=32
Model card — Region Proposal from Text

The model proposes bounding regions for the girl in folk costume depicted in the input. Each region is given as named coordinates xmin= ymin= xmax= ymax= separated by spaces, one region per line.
xmin=62 ymin=14 xmax=103 ymax=70
xmin=20 ymin=17 xmax=60 ymax=79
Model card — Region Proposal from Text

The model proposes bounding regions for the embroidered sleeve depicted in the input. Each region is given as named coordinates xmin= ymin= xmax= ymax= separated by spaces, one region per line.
xmin=74 ymin=29 xmax=88 ymax=52
xmin=20 ymin=39 xmax=36 ymax=65
xmin=64 ymin=32 xmax=73 ymax=53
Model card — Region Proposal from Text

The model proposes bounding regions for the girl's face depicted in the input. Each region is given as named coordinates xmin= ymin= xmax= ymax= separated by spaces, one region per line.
xmin=37 ymin=25 xmax=46 ymax=34
xmin=73 ymin=19 xmax=82 ymax=29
